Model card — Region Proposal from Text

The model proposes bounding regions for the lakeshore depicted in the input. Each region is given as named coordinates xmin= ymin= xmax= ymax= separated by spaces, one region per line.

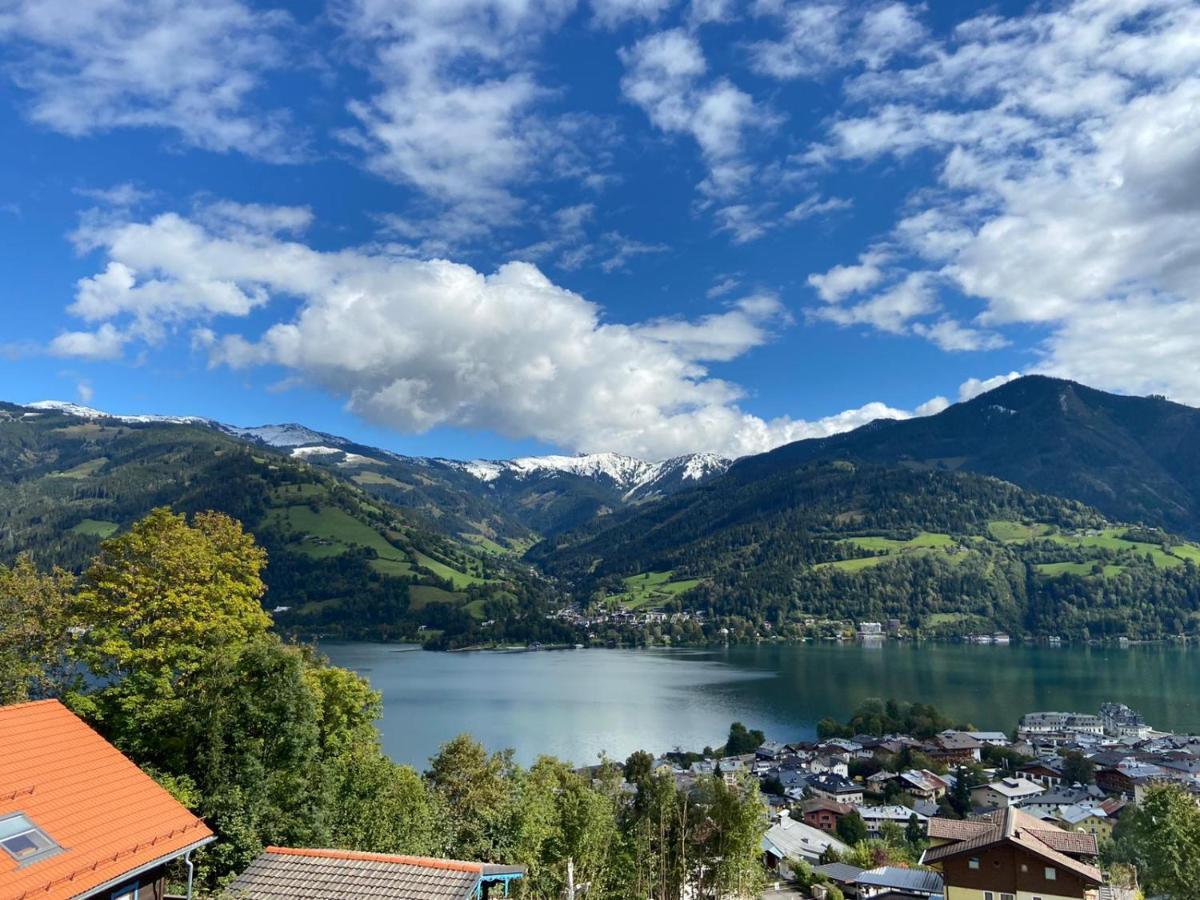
xmin=320 ymin=640 xmax=1200 ymax=767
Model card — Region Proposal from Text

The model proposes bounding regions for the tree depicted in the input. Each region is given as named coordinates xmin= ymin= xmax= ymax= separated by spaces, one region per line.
xmin=1060 ymin=750 xmax=1096 ymax=786
xmin=1114 ymin=784 xmax=1200 ymax=898
xmin=905 ymin=812 xmax=925 ymax=848
xmin=836 ymin=810 xmax=868 ymax=845
xmin=0 ymin=555 xmax=76 ymax=704
xmin=724 ymin=721 xmax=765 ymax=755
xmin=427 ymin=735 xmax=519 ymax=861
xmin=624 ymin=750 xmax=655 ymax=784
xmin=74 ymin=508 xmax=270 ymax=682
xmin=70 ymin=509 xmax=272 ymax=757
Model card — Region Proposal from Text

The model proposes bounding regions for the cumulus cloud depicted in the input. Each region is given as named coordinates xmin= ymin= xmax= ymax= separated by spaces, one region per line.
xmin=802 ymin=0 xmax=1200 ymax=394
xmin=0 ymin=0 xmax=297 ymax=159
xmin=591 ymin=0 xmax=675 ymax=28
xmin=959 ymin=372 xmax=1022 ymax=402
xmin=621 ymin=28 xmax=769 ymax=201
xmin=51 ymin=203 xmax=949 ymax=458
xmin=335 ymin=0 xmax=592 ymax=241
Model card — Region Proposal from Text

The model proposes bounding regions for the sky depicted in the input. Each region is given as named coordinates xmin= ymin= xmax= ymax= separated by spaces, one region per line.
xmin=1 ymin=0 xmax=1198 ymax=461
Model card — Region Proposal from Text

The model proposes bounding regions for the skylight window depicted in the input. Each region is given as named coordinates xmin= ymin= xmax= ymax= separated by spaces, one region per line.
xmin=0 ymin=813 xmax=60 ymax=865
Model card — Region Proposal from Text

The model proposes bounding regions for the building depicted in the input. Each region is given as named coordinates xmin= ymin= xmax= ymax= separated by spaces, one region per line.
xmin=971 ymin=777 xmax=1046 ymax=809
xmin=0 ymin=700 xmax=215 ymax=900
xmin=854 ymin=866 xmax=944 ymax=898
xmin=927 ymin=731 xmax=984 ymax=765
xmin=967 ymin=731 xmax=1012 ymax=747
xmin=1099 ymin=703 xmax=1150 ymax=740
xmin=923 ymin=808 xmax=1102 ymax=899
xmin=856 ymin=805 xmax=928 ymax=837
xmin=1018 ymin=712 xmax=1104 ymax=739
xmin=807 ymin=773 xmax=864 ymax=805
xmin=800 ymin=797 xmax=852 ymax=833
xmin=897 ymin=769 xmax=950 ymax=801
xmin=226 ymin=847 xmax=525 ymax=899
xmin=762 ymin=811 xmax=851 ymax=869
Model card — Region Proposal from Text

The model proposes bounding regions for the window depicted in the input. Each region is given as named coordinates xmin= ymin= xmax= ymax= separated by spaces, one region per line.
xmin=969 ymin=857 xmax=981 ymax=869
xmin=983 ymin=894 xmax=994 ymax=900
xmin=111 ymin=887 xmax=138 ymax=900
xmin=0 ymin=813 xmax=59 ymax=866
xmin=1045 ymin=866 xmax=1057 ymax=880
xmin=1001 ymin=895 xmax=1015 ymax=900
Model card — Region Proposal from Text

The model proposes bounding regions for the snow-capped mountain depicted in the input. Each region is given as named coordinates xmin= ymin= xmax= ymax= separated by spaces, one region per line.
xmin=26 ymin=400 xmax=213 ymax=426
xmin=455 ymin=451 xmax=731 ymax=500
xmin=29 ymin=400 xmax=732 ymax=532
xmin=224 ymin=423 xmax=348 ymax=448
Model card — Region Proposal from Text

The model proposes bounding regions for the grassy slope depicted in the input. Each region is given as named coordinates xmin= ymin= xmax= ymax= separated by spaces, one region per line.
xmin=609 ymin=570 xmax=703 ymax=609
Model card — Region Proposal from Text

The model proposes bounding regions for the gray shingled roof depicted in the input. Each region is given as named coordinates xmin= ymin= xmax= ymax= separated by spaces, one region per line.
xmin=224 ymin=848 xmax=524 ymax=900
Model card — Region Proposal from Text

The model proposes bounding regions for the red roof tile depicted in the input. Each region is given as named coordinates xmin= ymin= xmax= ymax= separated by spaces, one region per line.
xmin=0 ymin=700 xmax=213 ymax=900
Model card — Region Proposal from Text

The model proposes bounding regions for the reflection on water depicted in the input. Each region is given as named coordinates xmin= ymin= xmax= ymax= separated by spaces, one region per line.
xmin=320 ymin=641 xmax=1200 ymax=767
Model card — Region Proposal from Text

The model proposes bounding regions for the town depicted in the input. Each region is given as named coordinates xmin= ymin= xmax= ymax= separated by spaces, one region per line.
xmin=609 ymin=699 xmax=1190 ymax=899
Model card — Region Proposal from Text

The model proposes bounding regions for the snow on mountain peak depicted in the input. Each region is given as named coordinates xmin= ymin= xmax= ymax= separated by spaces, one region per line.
xmin=455 ymin=451 xmax=731 ymax=496
xmin=27 ymin=400 xmax=212 ymax=426
xmin=225 ymin=423 xmax=347 ymax=448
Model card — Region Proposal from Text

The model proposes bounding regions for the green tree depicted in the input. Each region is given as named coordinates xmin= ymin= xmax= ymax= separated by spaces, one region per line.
xmin=836 ymin=810 xmax=868 ymax=845
xmin=1060 ymin=750 xmax=1096 ymax=785
xmin=1115 ymin=784 xmax=1200 ymax=898
xmin=0 ymin=555 xmax=76 ymax=703
xmin=724 ymin=722 xmax=765 ymax=755
xmin=325 ymin=742 xmax=444 ymax=857
xmin=427 ymin=734 xmax=519 ymax=862
xmin=905 ymin=812 xmax=925 ymax=848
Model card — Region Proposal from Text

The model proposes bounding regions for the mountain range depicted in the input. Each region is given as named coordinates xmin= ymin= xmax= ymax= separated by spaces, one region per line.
xmin=12 ymin=376 xmax=1200 ymax=643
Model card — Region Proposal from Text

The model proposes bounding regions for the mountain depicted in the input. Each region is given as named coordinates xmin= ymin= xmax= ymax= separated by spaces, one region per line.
xmin=532 ymin=457 xmax=1200 ymax=640
xmin=735 ymin=375 xmax=1200 ymax=537
xmin=31 ymin=401 xmax=731 ymax=537
xmin=0 ymin=402 xmax=571 ymax=647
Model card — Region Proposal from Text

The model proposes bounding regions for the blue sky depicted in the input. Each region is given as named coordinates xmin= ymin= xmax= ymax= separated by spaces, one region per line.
xmin=2 ymin=0 xmax=1198 ymax=460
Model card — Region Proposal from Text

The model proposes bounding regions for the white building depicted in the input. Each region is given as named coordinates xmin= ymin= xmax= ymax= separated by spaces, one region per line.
xmin=971 ymin=776 xmax=1046 ymax=809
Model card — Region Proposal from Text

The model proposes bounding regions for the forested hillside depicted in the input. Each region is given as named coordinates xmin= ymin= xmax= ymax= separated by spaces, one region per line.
xmin=739 ymin=376 xmax=1200 ymax=537
xmin=532 ymin=461 xmax=1200 ymax=640
xmin=0 ymin=403 xmax=571 ymax=646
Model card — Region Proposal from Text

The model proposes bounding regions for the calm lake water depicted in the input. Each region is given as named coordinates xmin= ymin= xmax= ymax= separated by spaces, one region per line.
xmin=320 ymin=641 xmax=1200 ymax=767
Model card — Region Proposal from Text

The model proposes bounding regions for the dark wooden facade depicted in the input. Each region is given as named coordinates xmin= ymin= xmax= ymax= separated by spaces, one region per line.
xmin=940 ymin=844 xmax=1090 ymax=898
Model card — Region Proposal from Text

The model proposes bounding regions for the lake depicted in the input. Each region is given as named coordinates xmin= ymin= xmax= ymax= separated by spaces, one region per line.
xmin=320 ymin=641 xmax=1200 ymax=767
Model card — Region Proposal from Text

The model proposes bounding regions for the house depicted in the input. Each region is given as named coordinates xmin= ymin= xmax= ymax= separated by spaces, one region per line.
xmin=1099 ymin=703 xmax=1150 ymax=740
xmin=812 ymin=862 xmax=866 ymax=896
xmin=854 ymin=866 xmax=944 ymax=898
xmin=1019 ymin=758 xmax=1068 ymax=790
xmin=807 ymin=773 xmax=864 ymax=805
xmin=968 ymin=731 xmax=1012 ymax=748
xmin=923 ymin=807 xmax=1102 ymax=899
xmin=971 ymin=776 xmax=1046 ymax=809
xmin=856 ymin=805 xmax=927 ymax=837
xmin=1017 ymin=785 xmax=1105 ymax=817
xmin=762 ymin=811 xmax=851 ymax=869
xmin=927 ymin=731 xmax=984 ymax=765
xmin=801 ymin=797 xmax=853 ymax=833
xmin=1018 ymin=712 xmax=1104 ymax=739
xmin=0 ymin=699 xmax=215 ymax=900
xmin=757 ymin=740 xmax=789 ymax=761
xmin=897 ymin=769 xmax=950 ymax=801
xmin=226 ymin=847 xmax=525 ymax=899
xmin=1053 ymin=804 xmax=1114 ymax=840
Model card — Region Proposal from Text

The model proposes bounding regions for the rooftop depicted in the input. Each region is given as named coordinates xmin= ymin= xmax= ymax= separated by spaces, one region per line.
xmin=0 ymin=700 xmax=214 ymax=900
xmin=224 ymin=847 xmax=525 ymax=900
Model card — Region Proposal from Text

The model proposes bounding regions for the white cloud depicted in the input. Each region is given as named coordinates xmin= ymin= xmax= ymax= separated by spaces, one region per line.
xmin=749 ymin=1 xmax=926 ymax=80
xmin=958 ymin=372 xmax=1022 ymax=402
xmin=803 ymin=0 xmax=1200 ymax=386
xmin=76 ymin=380 xmax=94 ymax=403
xmin=621 ymin=28 xmax=768 ymax=201
xmin=785 ymin=194 xmax=852 ymax=222
xmin=52 ymin=204 xmax=950 ymax=458
xmin=50 ymin=323 xmax=126 ymax=360
xmin=807 ymin=249 xmax=887 ymax=302
xmin=0 ymin=0 xmax=297 ymax=160
xmin=335 ymin=0 xmax=589 ymax=239
xmin=591 ymin=0 xmax=675 ymax=28
xmin=812 ymin=272 xmax=936 ymax=334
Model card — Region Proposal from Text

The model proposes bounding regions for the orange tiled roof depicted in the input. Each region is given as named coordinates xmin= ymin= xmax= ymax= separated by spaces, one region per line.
xmin=0 ymin=700 xmax=213 ymax=900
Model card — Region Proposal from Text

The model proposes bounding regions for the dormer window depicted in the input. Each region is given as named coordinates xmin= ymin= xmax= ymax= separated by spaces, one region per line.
xmin=0 ymin=813 xmax=60 ymax=866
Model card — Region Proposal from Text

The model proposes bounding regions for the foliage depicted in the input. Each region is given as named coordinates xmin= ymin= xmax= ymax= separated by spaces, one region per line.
xmin=836 ymin=810 xmax=867 ymax=845
xmin=1059 ymin=749 xmax=1096 ymax=785
xmin=725 ymin=721 xmax=765 ymax=755
xmin=1110 ymin=784 xmax=1200 ymax=898
xmin=0 ymin=555 xmax=77 ymax=703
xmin=819 ymin=698 xmax=961 ymax=740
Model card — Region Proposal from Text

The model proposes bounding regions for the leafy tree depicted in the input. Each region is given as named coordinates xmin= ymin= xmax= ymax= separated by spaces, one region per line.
xmin=1113 ymin=784 xmax=1200 ymax=898
xmin=905 ymin=812 xmax=925 ymax=848
xmin=427 ymin=734 xmax=519 ymax=861
xmin=624 ymin=749 xmax=655 ymax=784
xmin=836 ymin=810 xmax=868 ymax=845
xmin=1059 ymin=750 xmax=1096 ymax=785
xmin=724 ymin=721 xmax=765 ymax=755
xmin=0 ymin=555 xmax=77 ymax=703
